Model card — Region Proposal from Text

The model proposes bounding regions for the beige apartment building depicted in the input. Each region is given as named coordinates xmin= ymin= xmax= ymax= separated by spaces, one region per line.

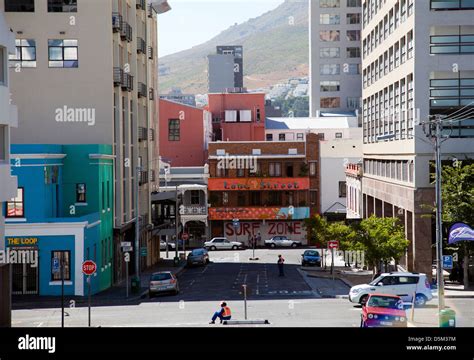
xmin=3 ymin=0 xmax=170 ymax=283
xmin=361 ymin=0 xmax=474 ymax=276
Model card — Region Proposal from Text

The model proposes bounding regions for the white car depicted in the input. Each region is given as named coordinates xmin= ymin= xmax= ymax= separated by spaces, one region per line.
xmin=204 ymin=237 xmax=243 ymax=251
xmin=265 ymin=236 xmax=302 ymax=248
xmin=349 ymin=272 xmax=433 ymax=307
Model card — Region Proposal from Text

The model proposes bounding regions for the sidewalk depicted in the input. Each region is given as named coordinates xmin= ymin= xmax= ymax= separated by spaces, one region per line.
xmin=12 ymin=259 xmax=187 ymax=309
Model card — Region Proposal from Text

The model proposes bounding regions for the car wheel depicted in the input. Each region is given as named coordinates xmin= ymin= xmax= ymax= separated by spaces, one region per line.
xmin=232 ymin=245 xmax=238 ymax=250
xmin=270 ymin=243 xmax=276 ymax=248
xmin=414 ymin=294 xmax=427 ymax=307
xmin=291 ymin=243 xmax=298 ymax=248
xmin=359 ymin=294 xmax=369 ymax=305
xmin=210 ymin=246 xmax=217 ymax=251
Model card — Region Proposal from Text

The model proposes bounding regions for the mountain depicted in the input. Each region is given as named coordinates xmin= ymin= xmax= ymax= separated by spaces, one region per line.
xmin=158 ymin=0 xmax=309 ymax=94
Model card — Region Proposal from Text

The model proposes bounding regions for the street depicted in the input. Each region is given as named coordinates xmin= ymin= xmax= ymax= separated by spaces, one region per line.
xmin=11 ymin=249 xmax=474 ymax=327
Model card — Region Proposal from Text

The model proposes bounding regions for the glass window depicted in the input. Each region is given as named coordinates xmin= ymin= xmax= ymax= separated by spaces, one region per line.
xmin=6 ymin=188 xmax=24 ymax=218
xmin=269 ymin=162 xmax=282 ymax=177
xmin=168 ymin=119 xmax=180 ymax=141
xmin=297 ymin=133 xmax=304 ymax=140
xmin=320 ymin=80 xmax=340 ymax=91
xmin=335 ymin=132 xmax=343 ymax=138
xmin=51 ymin=251 xmax=71 ymax=281
xmin=266 ymin=133 xmax=273 ymax=141
xmin=190 ymin=190 xmax=200 ymax=205
xmin=9 ymin=39 xmax=37 ymax=68
xmin=347 ymin=0 xmax=361 ymax=6
xmin=48 ymin=39 xmax=78 ymax=68
xmin=321 ymin=97 xmax=341 ymax=108
xmin=345 ymin=63 xmax=361 ymax=74
xmin=347 ymin=13 xmax=361 ymax=24
xmin=320 ymin=30 xmax=340 ymax=41
xmin=347 ymin=97 xmax=360 ymax=109
xmin=320 ymin=47 xmax=340 ymax=58
xmin=0 ymin=125 xmax=6 ymax=161
xmin=48 ymin=0 xmax=77 ymax=12
xmin=5 ymin=0 xmax=34 ymax=11
xmin=0 ymin=47 xmax=5 ymax=85
xmin=339 ymin=181 xmax=347 ymax=197
xmin=347 ymin=47 xmax=361 ymax=58
xmin=76 ymin=183 xmax=86 ymax=203
xmin=320 ymin=14 xmax=340 ymax=24
xmin=310 ymin=162 xmax=317 ymax=176
xmin=279 ymin=133 xmax=285 ymax=141
xmin=320 ymin=64 xmax=340 ymax=75
xmin=237 ymin=168 xmax=245 ymax=177
xmin=346 ymin=30 xmax=361 ymax=41
xmin=320 ymin=0 xmax=340 ymax=7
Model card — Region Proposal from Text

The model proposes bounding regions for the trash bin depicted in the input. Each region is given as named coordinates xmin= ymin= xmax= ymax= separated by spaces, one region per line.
xmin=439 ymin=309 xmax=456 ymax=328
xmin=131 ymin=276 xmax=141 ymax=294
xmin=173 ymin=256 xmax=180 ymax=267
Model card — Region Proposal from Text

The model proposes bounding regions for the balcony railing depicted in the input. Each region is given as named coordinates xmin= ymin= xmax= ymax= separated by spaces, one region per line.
xmin=138 ymin=127 xmax=148 ymax=142
xmin=148 ymin=4 xmax=154 ymax=17
xmin=136 ymin=0 xmax=145 ymax=9
xmin=148 ymin=46 xmax=154 ymax=60
xmin=138 ymin=82 xmax=147 ymax=98
xmin=149 ymin=88 xmax=155 ymax=100
xmin=137 ymin=37 xmax=146 ymax=54
xmin=430 ymin=78 xmax=474 ymax=107
xmin=139 ymin=170 xmax=149 ymax=185
xmin=120 ymin=21 xmax=133 ymax=42
xmin=114 ymin=67 xmax=134 ymax=91
xmin=180 ymin=206 xmax=208 ymax=216
xmin=430 ymin=34 xmax=474 ymax=54
xmin=112 ymin=13 xmax=122 ymax=32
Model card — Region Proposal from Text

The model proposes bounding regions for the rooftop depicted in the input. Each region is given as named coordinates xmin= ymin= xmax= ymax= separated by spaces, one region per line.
xmin=265 ymin=116 xmax=359 ymax=130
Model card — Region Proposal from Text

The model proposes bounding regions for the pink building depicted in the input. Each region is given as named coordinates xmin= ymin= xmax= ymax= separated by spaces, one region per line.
xmin=159 ymin=99 xmax=212 ymax=167
xmin=207 ymin=92 xmax=266 ymax=141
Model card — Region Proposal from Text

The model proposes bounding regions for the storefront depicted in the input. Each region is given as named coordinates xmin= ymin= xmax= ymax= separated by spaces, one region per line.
xmin=4 ymin=215 xmax=102 ymax=297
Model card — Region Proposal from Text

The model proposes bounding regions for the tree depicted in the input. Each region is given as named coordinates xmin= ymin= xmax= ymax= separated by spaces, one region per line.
xmin=352 ymin=216 xmax=410 ymax=274
xmin=441 ymin=161 xmax=474 ymax=289
xmin=304 ymin=214 xmax=329 ymax=247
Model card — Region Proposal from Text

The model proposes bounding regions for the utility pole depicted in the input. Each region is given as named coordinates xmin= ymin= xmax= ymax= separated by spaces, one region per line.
xmin=135 ymin=165 xmax=141 ymax=282
xmin=175 ymin=184 xmax=179 ymax=261
xmin=434 ymin=115 xmax=445 ymax=311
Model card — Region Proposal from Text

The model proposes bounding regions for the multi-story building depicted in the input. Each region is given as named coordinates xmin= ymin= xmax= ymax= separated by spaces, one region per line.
xmin=360 ymin=0 xmax=474 ymax=276
xmin=159 ymin=98 xmax=212 ymax=167
xmin=0 ymin=9 xmax=18 ymax=326
xmin=345 ymin=162 xmax=363 ymax=220
xmin=207 ymin=133 xmax=321 ymax=245
xmin=159 ymin=88 xmax=196 ymax=107
xmin=208 ymin=45 xmax=244 ymax=93
xmin=3 ymin=0 xmax=170 ymax=287
xmin=207 ymin=91 xmax=266 ymax=141
xmin=309 ymin=0 xmax=362 ymax=116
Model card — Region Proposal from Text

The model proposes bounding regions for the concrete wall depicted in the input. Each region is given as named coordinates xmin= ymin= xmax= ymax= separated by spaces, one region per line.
xmin=208 ymin=54 xmax=235 ymax=93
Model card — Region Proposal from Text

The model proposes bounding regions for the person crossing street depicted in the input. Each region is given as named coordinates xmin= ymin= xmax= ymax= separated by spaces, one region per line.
xmin=277 ymin=254 xmax=285 ymax=277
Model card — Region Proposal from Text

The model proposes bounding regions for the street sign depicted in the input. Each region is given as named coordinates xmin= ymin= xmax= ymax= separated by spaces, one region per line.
xmin=122 ymin=246 xmax=133 ymax=252
xmin=52 ymin=257 xmax=60 ymax=274
xmin=233 ymin=219 xmax=240 ymax=229
xmin=328 ymin=240 xmax=339 ymax=250
xmin=182 ymin=232 xmax=189 ymax=241
xmin=443 ymin=255 xmax=453 ymax=270
xmin=140 ymin=247 xmax=148 ymax=257
xmin=82 ymin=260 xmax=97 ymax=276
xmin=121 ymin=242 xmax=131 ymax=248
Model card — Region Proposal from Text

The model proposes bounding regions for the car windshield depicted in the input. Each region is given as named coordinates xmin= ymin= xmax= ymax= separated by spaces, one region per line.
xmin=151 ymin=273 xmax=172 ymax=281
xmin=367 ymin=296 xmax=403 ymax=309
xmin=369 ymin=276 xmax=384 ymax=286
xmin=305 ymin=251 xmax=320 ymax=256
xmin=191 ymin=250 xmax=204 ymax=255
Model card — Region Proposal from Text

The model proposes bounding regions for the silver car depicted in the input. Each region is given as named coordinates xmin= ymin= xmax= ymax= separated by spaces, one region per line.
xmin=149 ymin=271 xmax=179 ymax=297
xmin=160 ymin=240 xmax=176 ymax=251
xmin=187 ymin=248 xmax=210 ymax=267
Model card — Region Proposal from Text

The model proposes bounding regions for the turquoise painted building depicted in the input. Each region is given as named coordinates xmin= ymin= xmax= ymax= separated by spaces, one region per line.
xmin=4 ymin=144 xmax=114 ymax=296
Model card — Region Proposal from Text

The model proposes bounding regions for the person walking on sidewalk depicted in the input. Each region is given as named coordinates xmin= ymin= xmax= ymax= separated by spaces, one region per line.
xmin=277 ymin=255 xmax=285 ymax=277
xmin=209 ymin=301 xmax=232 ymax=324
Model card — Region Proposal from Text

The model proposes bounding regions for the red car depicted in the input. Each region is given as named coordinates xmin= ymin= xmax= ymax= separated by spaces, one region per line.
xmin=361 ymin=294 xmax=407 ymax=328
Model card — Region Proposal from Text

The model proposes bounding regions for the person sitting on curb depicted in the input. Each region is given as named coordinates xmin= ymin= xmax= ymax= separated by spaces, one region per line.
xmin=209 ymin=301 xmax=232 ymax=324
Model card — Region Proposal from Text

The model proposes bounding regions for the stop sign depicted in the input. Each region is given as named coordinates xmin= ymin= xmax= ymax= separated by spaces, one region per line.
xmin=182 ymin=233 xmax=189 ymax=241
xmin=82 ymin=260 xmax=97 ymax=276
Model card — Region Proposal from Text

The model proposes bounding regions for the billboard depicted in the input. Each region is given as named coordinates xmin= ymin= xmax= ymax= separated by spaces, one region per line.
xmin=224 ymin=221 xmax=307 ymax=243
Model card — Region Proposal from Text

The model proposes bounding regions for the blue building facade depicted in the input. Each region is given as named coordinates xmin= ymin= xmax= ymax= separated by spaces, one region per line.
xmin=4 ymin=144 xmax=114 ymax=296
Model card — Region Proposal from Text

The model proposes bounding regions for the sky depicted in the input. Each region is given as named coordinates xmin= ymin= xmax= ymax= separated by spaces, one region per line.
xmin=158 ymin=0 xmax=285 ymax=57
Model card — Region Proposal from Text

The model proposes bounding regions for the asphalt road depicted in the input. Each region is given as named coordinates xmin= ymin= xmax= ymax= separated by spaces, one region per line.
xmin=11 ymin=249 xmax=474 ymax=327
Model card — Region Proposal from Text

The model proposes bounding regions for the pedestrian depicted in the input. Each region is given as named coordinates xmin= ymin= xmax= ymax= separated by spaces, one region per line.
xmin=209 ymin=301 xmax=232 ymax=324
xmin=277 ymin=254 xmax=285 ymax=277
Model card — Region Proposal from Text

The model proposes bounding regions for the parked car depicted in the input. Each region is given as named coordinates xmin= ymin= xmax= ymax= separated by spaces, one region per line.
xmin=301 ymin=250 xmax=321 ymax=267
xmin=349 ymin=272 xmax=433 ymax=307
xmin=148 ymin=271 xmax=179 ymax=297
xmin=187 ymin=248 xmax=209 ymax=267
xmin=204 ymin=237 xmax=243 ymax=251
xmin=160 ymin=240 xmax=176 ymax=251
xmin=265 ymin=236 xmax=302 ymax=248
xmin=360 ymin=294 xmax=407 ymax=328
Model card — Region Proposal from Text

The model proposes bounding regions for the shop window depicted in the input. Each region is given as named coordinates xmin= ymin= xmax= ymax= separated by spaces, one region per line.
xmin=6 ymin=187 xmax=24 ymax=218
xmin=51 ymin=251 xmax=71 ymax=281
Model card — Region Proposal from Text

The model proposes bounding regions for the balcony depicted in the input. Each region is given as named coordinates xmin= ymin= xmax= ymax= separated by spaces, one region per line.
xmin=209 ymin=207 xmax=310 ymax=221
xmin=345 ymin=163 xmax=363 ymax=177
xmin=430 ymin=34 xmax=474 ymax=54
xmin=136 ymin=0 xmax=145 ymax=9
xmin=430 ymin=78 xmax=474 ymax=107
xmin=148 ymin=46 xmax=154 ymax=60
xmin=139 ymin=170 xmax=149 ymax=185
xmin=137 ymin=37 xmax=146 ymax=54
xmin=180 ymin=206 xmax=208 ymax=216
xmin=120 ymin=21 xmax=133 ymax=42
xmin=112 ymin=13 xmax=122 ymax=32
xmin=114 ymin=67 xmax=134 ymax=91
xmin=138 ymin=82 xmax=147 ymax=98
xmin=138 ymin=127 xmax=148 ymax=142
